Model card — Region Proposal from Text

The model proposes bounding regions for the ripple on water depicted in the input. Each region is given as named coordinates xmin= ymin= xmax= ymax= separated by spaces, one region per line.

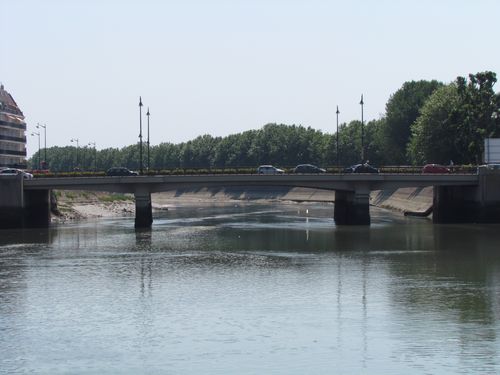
xmin=0 ymin=204 xmax=499 ymax=374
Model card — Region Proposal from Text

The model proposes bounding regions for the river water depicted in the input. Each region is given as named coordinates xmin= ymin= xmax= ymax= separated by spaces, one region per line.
xmin=1 ymin=202 xmax=499 ymax=374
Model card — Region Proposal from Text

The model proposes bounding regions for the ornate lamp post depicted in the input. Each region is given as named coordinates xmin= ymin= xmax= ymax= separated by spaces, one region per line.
xmin=70 ymin=138 xmax=79 ymax=170
xmin=360 ymin=94 xmax=364 ymax=162
xmin=336 ymin=105 xmax=340 ymax=168
xmin=31 ymin=131 xmax=41 ymax=170
xmin=36 ymin=123 xmax=47 ymax=168
xmin=139 ymin=97 xmax=143 ymax=175
xmin=147 ymin=107 xmax=150 ymax=171
xmin=88 ymin=142 xmax=97 ymax=172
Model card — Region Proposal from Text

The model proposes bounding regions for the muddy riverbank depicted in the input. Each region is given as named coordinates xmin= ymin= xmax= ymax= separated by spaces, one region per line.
xmin=51 ymin=187 xmax=336 ymax=222
xmin=51 ymin=186 xmax=433 ymax=222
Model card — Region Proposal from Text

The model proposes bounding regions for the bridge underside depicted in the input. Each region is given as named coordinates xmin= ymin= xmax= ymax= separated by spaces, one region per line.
xmin=433 ymin=174 xmax=500 ymax=223
xmin=134 ymin=191 xmax=153 ymax=228
xmin=334 ymin=189 xmax=370 ymax=225
xmin=3 ymin=170 xmax=500 ymax=229
xmin=0 ymin=177 xmax=51 ymax=228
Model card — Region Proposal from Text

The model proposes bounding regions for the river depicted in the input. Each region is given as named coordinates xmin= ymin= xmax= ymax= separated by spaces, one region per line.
xmin=1 ymin=202 xmax=499 ymax=374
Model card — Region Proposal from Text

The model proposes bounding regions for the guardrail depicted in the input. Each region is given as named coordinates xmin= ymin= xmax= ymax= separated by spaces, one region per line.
xmin=29 ymin=165 xmax=480 ymax=178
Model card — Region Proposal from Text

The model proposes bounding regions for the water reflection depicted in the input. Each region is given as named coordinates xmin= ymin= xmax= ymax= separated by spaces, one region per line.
xmin=0 ymin=226 xmax=55 ymax=246
xmin=0 ymin=203 xmax=499 ymax=373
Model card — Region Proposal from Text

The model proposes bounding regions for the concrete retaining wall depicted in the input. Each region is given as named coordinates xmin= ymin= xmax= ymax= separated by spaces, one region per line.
xmin=152 ymin=186 xmax=335 ymax=203
xmin=370 ymin=187 xmax=433 ymax=214
xmin=0 ymin=176 xmax=24 ymax=228
xmin=153 ymin=186 xmax=433 ymax=216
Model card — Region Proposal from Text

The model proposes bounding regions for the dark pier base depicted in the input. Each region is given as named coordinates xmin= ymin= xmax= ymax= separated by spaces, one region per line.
xmin=24 ymin=190 xmax=51 ymax=228
xmin=134 ymin=192 xmax=153 ymax=228
xmin=0 ymin=176 xmax=51 ymax=229
xmin=0 ymin=176 xmax=24 ymax=228
xmin=0 ymin=207 xmax=24 ymax=229
xmin=434 ymin=183 xmax=500 ymax=224
xmin=334 ymin=190 xmax=370 ymax=225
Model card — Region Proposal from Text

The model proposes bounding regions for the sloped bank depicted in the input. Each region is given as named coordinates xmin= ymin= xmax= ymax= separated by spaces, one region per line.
xmin=153 ymin=186 xmax=434 ymax=218
xmin=370 ymin=187 xmax=433 ymax=217
xmin=51 ymin=187 xmax=336 ymax=222
xmin=151 ymin=186 xmax=335 ymax=205
xmin=51 ymin=186 xmax=431 ymax=222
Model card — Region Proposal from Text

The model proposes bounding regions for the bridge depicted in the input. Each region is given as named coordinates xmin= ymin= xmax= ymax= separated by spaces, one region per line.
xmin=1 ymin=169 xmax=499 ymax=228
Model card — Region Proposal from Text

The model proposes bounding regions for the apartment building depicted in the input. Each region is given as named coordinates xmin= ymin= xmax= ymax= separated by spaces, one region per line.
xmin=0 ymin=84 xmax=27 ymax=169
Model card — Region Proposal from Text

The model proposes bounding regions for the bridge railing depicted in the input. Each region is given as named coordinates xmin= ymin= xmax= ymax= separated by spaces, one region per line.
xmin=29 ymin=165 xmax=479 ymax=178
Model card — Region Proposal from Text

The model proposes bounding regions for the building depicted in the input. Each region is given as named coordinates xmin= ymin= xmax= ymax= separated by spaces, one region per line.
xmin=0 ymin=84 xmax=27 ymax=169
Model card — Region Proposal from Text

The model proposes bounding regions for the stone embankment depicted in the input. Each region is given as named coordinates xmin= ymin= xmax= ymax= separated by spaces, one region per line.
xmin=51 ymin=187 xmax=335 ymax=222
xmin=152 ymin=186 xmax=335 ymax=205
xmin=51 ymin=186 xmax=432 ymax=222
xmin=162 ymin=186 xmax=434 ymax=216
xmin=370 ymin=187 xmax=433 ymax=216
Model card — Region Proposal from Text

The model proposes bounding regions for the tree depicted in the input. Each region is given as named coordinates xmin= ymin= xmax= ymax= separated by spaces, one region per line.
xmin=363 ymin=118 xmax=386 ymax=165
xmin=454 ymin=71 xmax=500 ymax=163
xmin=337 ymin=120 xmax=363 ymax=165
xmin=381 ymin=80 xmax=443 ymax=164
xmin=179 ymin=135 xmax=220 ymax=168
xmin=407 ymin=84 xmax=460 ymax=164
xmin=408 ymin=71 xmax=500 ymax=165
xmin=152 ymin=142 xmax=181 ymax=169
xmin=98 ymin=147 xmax=121 ymax=171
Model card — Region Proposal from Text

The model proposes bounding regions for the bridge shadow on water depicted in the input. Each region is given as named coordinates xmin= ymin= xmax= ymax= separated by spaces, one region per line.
xmin=2 ymin=202 xmax=500 ymax=258
xmin=171 ymin=186 xmax=296 ymax=200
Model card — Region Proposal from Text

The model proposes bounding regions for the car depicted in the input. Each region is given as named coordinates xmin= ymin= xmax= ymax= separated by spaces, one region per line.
xmin=343 ymin=163 xmax=379 ymax=174
xmin=0 ymin=168 xmax=33 ymax=179
xmin=293 ymin=164 xmax=326 ymax=173
xmin=422 ymin=164 xmax=450 ymax=174
xmin=257 ymin=165 xmax=284 ymax=174
xmin=106 ymin=167 xmax=139 ymax=176
xmin=479 ymin=164 xmax=500 ymax=170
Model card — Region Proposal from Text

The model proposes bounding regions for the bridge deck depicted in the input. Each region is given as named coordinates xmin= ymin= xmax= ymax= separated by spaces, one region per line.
xmin=23 ymin=173 xmax=479 ymax=193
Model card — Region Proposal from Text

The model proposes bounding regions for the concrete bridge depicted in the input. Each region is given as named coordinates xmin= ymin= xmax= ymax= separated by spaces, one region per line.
xmin=1 ymin=169 xmax=499 ymax=228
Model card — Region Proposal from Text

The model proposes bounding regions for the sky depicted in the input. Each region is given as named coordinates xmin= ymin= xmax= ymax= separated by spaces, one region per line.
xmin=1 ymin=0 xmax=500 ymax=157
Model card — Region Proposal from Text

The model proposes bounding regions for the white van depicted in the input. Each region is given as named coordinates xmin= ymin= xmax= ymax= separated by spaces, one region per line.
xmin=257 ymin=165 xmax=284 ymax=174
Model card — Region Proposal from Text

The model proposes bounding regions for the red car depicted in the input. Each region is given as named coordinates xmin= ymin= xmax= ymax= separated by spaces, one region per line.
xmin=422 ymin=164 xmax=451 ymax=174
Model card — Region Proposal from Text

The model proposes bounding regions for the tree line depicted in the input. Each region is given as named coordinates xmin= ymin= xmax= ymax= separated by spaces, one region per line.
xmin=28 ymin=71 xmax=500 ymax=172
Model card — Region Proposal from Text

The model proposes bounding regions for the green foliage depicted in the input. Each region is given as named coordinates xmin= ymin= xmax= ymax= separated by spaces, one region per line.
xmin=29 ymin=123 xmax=341 ymax=171
xmin=65 ymin=192 xmax=76 ymax=200
xmin=380 ymin=80 xmax=444 ymax=164
xmin=454 ymin=71 xmax=500 ymax=163
xmin=363 ymin=118 xmax=387 ymax=165
xmin=27 ymin=71 xmax=499 ymax=170
xmin=408 ymin=71 xmax=500 ymax=164
xmin=33 ymin=171 xmax=106 ymax=178
xmin=407 ymin=84 xmax=460 ymax=164
xmin=98 ymin=194 xmax=133 ymax=202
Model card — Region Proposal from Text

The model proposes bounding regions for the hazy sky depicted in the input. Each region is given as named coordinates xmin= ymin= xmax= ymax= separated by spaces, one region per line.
xmin=1 ymin=0 xmax=499 ymax=156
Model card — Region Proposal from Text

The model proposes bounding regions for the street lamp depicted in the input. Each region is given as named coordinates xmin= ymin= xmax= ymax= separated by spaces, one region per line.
xmin=336 ymin=105 xmax=340 ymax=168
xmin=147 ymin=107 xmax=150 ymax=171
xmin=70 ymin=138 xmax=79 ymax=170
xmin=139 ymin=96 xmax=143 ymax=175
xmin=31 ymin=131 xmax=41 ymax=170
xmin=360 ymin=94 xmax=365 ymax=162
xmin=88 ymin=142 xmax=97 ymax=172
xmin=36 ymin=123 xmax=47 ymax=168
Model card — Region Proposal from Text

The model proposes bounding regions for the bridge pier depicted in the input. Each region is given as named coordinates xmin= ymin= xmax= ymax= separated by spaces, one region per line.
xmin=24 ymin=189 xmax=51 ymax=227
xmin=0 ymin=175 xmax=24 ymax=228
xmin=433 ymin=186 xmax=478 ymax=223
xmin=0 ymin=176 xmax=51 ymax=228
xmin=134 ymin=190 xmax=153 ymax=228
xmin=334 ymin=187 xmax=370 ymax=225
xmin=434 ymin=168 xmax=500 ymax=224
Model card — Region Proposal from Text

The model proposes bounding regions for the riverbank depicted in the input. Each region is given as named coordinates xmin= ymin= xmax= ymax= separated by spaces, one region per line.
xmin=371 ymin=187 xmax=433 ymax=216
xmin=52 ymin=190 xmax=135 ymax=222
xmin=52 ymin=186 xmax=433 ymax=222
xmin=51 ymin=187 xmax=336 ymax=222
